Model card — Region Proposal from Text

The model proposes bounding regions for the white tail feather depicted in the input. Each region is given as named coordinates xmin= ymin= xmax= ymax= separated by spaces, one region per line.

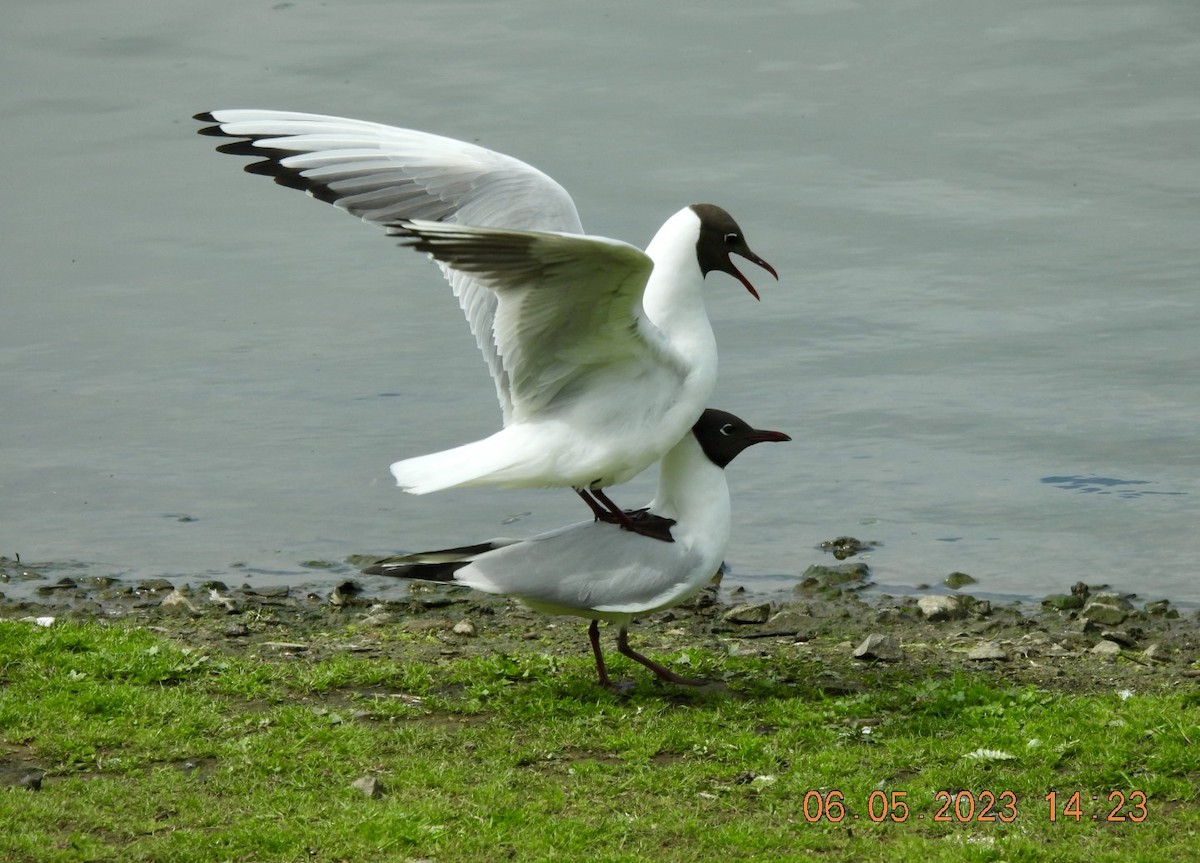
xmin=390 ymin=436 xmax=523 ymax=493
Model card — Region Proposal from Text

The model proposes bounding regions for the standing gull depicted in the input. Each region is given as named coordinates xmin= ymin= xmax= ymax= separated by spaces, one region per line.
xmin=195 ymin=111 xmax=777 ymax=537
xmin=363 ymin=408 xmax=790 ymax=688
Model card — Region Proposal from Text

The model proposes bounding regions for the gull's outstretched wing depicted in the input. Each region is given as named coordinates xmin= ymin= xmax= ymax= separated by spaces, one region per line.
xmin=195 ymin=109 xmax=584 ymax=421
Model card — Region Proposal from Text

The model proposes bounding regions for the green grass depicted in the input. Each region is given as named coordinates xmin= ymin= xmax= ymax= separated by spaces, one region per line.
xmin=1 ymin=619 xmax=1196 ymax=862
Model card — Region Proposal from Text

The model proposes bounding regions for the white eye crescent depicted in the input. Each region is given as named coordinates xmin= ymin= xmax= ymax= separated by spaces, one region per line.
xmin=720 ymin=423 xmax=735 ymax=435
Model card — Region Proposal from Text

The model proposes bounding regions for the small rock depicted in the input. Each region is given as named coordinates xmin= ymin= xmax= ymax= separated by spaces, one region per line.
xmin=679 ymin=586 xmax=719 ymax=610
xmin=19 ymin=616 xmax=55 ymax=628
xmin=1143 ymin=599 xmax=1178 ymax=618
xmin=351 ymin=776 xmax=384 ymax=798
xmin=207 ymin=588 xmax=239 ymax=614
xmin=452 ymin=619 xmax=477 ymax=636
xmin=241 ymin=584 xmax=289 ymax=599
xmin=965 ymin=597 xmax=992 ymax=617
xmin=1091 ymin=639 xmax=1122 ymax=658
xmin=853 ymin=633 xmax=904 ymax=662
xmin=761 ymin=609 xmax=810 ymax=636
xmin=722 ymin=603 xmax=772 ymax=624
xmin=798 ymin=563 xmax=870 ymax=590
xmin=81 ymin=576 xmax=120 ymax=588
xmin=873 ymin=608 xmax=903 ymax=624
xmin=223 ymin=622 xmax=250 ymax=638
xmin=18 ymin=772 xmax=43 ymax=792
xmin=415 ymin=595 xmax=457 ymax=609
xmin=818 ymin=536 xmax=876 ymax=560
xmin=1042 ymin=593 xmax=1084 ymax=611
xmin=34 ymin=577 xmax=78 ymax=596
xmin=1099 ymin=629 xmax=1137 ymax=648
xmin=329 ymin=581 xmax=364 ymax=607
xmin=917 ymin=595 xmax=966 ymax=622
xmin=967 ymin=641 xmax=1008 ymax=662
xmin=1082 ymin=594 xmax=1135 ymax=627
xmin=1143 ymin=643 xmax=1168 ymax=663
xmin=136 ymin=578 xmax=175 ymax=594
xmin=943 ymin=572 xmax=977 ymax=590
xmin=360 ymin=612 xmax=395 ymax=627
xmin=160 ymin=589 xmax=201 ymax=615
xmin=262 ymin=641 xmax=308 ymax=653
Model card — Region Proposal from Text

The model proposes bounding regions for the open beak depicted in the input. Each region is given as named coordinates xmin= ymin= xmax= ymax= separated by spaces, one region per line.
xmin=726 ymin=249 xmax=779 ymax=301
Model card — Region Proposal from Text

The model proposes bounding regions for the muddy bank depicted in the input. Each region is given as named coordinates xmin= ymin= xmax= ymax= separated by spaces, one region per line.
xmin=3 ymin=552 xmax=1197 ymax=696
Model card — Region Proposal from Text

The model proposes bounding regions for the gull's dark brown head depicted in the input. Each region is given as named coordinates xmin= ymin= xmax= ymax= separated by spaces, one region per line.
xmin=690 ymin=203 xmax=779 ymax=300
xmin=692 ymin=408 xmax=790 ymax=469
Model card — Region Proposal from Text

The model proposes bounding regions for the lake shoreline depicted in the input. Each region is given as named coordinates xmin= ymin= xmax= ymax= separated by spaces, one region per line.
xmin=4 ymin=554 xmax=1196 ymax=696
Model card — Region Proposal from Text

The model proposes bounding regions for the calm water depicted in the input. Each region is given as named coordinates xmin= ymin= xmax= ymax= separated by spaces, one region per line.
xmin=3 ymin=0 xmax=1198 ymax=604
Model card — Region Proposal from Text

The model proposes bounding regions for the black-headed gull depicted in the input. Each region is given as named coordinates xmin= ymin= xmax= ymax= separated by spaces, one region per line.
xmin=363 ymin=408 xmax=790 ymax=688
xmin=195 ymin=111 xmax=777 ymax=537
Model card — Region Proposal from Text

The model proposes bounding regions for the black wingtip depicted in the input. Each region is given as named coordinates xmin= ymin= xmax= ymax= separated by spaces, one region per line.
xmin=240 ymin=159 xmax=275 ymax=177
xmin=203 ymin=132 xmax=347 ymax=199
xmin=362 ymin=559 xmax=466 ymax=581
xmin=214 ymin=139 xmax=262 ymax=157
xmin=194 ymin=112 xmax=230 ymax=137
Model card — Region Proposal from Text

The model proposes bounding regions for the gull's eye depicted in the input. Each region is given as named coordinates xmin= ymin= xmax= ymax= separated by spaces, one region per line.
xmin=720 ymin=423 xmax=735 ymax=436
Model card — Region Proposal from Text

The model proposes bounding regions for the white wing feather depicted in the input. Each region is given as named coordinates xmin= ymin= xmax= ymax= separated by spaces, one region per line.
xmin=390 ymin=220 xmax=678 ymax=420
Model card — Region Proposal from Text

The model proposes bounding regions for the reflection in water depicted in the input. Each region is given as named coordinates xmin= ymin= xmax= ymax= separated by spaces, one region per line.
xmin=1040 ymin=476 xmax=1185 ymax=498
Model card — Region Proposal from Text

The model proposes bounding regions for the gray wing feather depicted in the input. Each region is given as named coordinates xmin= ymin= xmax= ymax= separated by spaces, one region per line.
xmin=458 ymin=521 xmax=705 ymax=613
xmin=197 ymin=110 xmax=584 ymax=421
